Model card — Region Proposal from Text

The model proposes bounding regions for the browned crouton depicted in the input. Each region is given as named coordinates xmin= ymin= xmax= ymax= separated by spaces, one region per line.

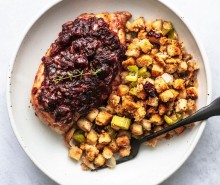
xmin=152 ymin=64 xmax=164 ymax=77
xmin=186 ymin=87 xmax=198 ymax=99
xmin=69 ymin=146 xmax=83 ymax=161
xmin=95 ymin=111 xmax=112 ymax=126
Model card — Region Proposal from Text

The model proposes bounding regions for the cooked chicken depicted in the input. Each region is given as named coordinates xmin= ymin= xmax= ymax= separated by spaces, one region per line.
xmin=31 ymin=12 xmax=132 ymax=134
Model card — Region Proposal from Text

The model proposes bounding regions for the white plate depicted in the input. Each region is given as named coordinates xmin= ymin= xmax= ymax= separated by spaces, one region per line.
xmin=7 ymin=0 xmax=211 ymax=184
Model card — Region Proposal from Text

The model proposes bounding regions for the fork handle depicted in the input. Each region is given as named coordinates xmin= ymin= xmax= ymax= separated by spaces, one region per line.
xmin=140 ymin=97 xmax=220 ymax=143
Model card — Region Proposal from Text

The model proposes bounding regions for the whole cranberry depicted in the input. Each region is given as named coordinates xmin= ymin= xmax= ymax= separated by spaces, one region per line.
xmin=74 ymin=55 xmax=88 ymax=69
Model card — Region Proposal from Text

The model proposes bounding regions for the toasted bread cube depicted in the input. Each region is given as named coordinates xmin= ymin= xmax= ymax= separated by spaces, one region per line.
xmin=164 ymin=63 xmax=178 ymax=74
xmin=116 ymin=135 xmax=130 ymax=147
xmin=108 ymin=139 xmax=119 ymax=152
xmin=173 ymin=79 xmax=185 ymax=90
xmin=178 ymin=89 xmax=187 ymax=99
xmin=147 ymin=96 xmax=159 ymax=107
xmin=187 ymin=60 xmax=199 ymax=72
xmin=125 ymin=43 xmax=140 ymax=58
xmin=108 ymin=94 xmax=120 ymax=107
xmin=96 ymin=143 xmax=105 ymax=151
xmin=106 ymin=105 xmax=116 ymax=114
xmin=159 ymin=90 xmax=174 ymax=102
xmin=84 ymin=144 xmax=99 ymax=161
xmin=153 ymin=53 xmax=168 ymax=66
xmin=119 ymin=146 xmax=131 ymax=157
xmin=68 ymin=146 xmax=82 ymax=161
xmin=138 ymin=30 xmax=147 ymax=40
xmin=134 ymin=107 xmax=146 ymax=121
xmin=98 ymin=132 xmax=111 ymax=144
xmin=146 ymin=107 xmax=157 ymax=117
xmin=120 ymin=71 xmax=129 ymax=84
xmin=170 ymin=89 xmax=179 ymax=101
xmin=117 ymin=130 xmax=131 ymax=138
xmin=158 ymin=104 xmax=167 ymax=115
xmin=127 ymin=17 xmax=145 ymax=32
xmin=77 ymin=118 xmax=92 ymax=132
xmin=187 ymin=99 xmax=197 ymax=113
xmin=138 ymin=39 xmax=153 ymax=53
xmin=81 ymin=156 xmax=95 ymax=170
xmin=186 ymin=87 xmax=198 ymax=99
xmin=154 ymin=76 xmax=169 ymax=93
xmin=136 ymin=54 xmax=153 ymax=67
xmin=152 ymin=19 xmax=163 ymax=31
xmin=95 ymin=111 xmax=112 ymax=126
xmin=117 ymin=85 xmax=129 ymax=96
xmin=175 ymin=98 xmax=187 ymax=113
xmin=131 ymin=123 xmax=143 ymax=136
xmin=150 ymin=114 xmax=163 ymax=125
xmin=177 ymin=61 xmax=188 ymax=73
xmin=86 ymin=109 xmax=99 ymax=122
xmin=102 ymin=146 xmax=113 ymax=159
xmin=94 ymin=154 xmax=106 ymax=166
xmin=86 ymin=129 xmax=98 ymax=145
xmin=122 ymin=57 xmax=136 ymax=69
xmin=167 ymin=44 xmax=181 ymax=57
xmin=142 ymin=119 xmax=152 ymax=131
xmin=145 ymin=20 xmax=153 ymax=32
xmin=152 ymin=64 xmax=164 ymax=77
xmin=136 ymin=89 xmax=147 ymax=100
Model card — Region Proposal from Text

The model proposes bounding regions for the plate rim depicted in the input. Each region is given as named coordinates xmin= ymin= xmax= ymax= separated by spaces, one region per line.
xmin=6 ymin=0 xmax=212 ymax=184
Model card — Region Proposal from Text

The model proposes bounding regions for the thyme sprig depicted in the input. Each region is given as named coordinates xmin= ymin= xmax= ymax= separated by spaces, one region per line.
xmin=52 ymin=69 xmax=102 ymax=83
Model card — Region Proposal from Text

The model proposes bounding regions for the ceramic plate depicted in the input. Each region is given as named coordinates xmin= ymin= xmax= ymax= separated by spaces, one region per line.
xmin=7 ymin=0 xmax=211 ymax=184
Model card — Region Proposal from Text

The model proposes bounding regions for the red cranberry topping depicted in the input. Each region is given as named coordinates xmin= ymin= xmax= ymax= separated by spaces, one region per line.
xmin=38 ymin=17 xmax=125 ymax=123
xmin=144 ymin=82 xmax=157 ymax=97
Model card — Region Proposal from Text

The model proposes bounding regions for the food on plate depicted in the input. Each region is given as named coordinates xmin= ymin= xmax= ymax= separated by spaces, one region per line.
xmin=31 ymin=11 xmax=131 ymax=134
xmin=65 ymin=17 xmax=199 ymax=170
xmin=31 ymin=12 xmax=199 ymax=170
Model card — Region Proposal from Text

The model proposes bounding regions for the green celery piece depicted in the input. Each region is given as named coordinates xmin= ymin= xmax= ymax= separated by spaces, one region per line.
xmin=126 ymin=65 xmax=139 ymax=82
xmin=73 ymin=130 xmax=86 ymax=143
xmin=111 ymin=115 xmax=131 ymax=130
xmin=168 ymin=29 xmax=178 ymax=40
xmin=164 ymin=115 xmax=175 ymax=125
xmin=138 ymin=66 xmax=147 ymax=77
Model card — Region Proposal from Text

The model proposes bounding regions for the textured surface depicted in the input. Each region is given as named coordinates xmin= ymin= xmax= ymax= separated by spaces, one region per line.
xmin=0 ymin=0 xmax=220 ymax=184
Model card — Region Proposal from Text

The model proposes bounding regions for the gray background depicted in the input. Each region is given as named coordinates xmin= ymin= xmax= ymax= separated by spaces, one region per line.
xmin=0 ymin=0 xmax=220 ymax=184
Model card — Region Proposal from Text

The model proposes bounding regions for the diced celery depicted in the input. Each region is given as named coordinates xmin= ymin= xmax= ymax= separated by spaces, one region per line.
xmin=129 ymin=87 xmax=137 ymax=96
xmin=73 ymin=130 xmax=86 ymax=143
xmin=126 ymin=74 xmax=138 ymax=81
xmin=176 ymin=113 xmax=183 ymax=121
xmin=164 ymin=115 xmax=175 ymax=125
xmin=164 ymin=113 xmax=183 ymax=125
xmin=162 ymin=21 xmax=173 ymax=36
xmin=168 ymin=29 xmax=178 ymax=40
xmin=126 ymin=65 xmax=139 ymax=82
xmin=130 ymin=81 xmax=137 ymax=87
xmin=138 ymin=66 xmax=147 ymax=77
xmin=127 ymin=65 xmax=139 ymax=72
xmin=111 ymin=115 xmax=131 ymax=130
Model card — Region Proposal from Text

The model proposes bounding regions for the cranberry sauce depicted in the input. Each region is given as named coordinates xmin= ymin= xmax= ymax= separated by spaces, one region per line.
xmin=38 ymin=17 xmax=125 ymax=123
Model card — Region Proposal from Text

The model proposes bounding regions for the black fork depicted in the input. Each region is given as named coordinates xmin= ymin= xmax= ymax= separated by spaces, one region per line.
xmin=92 ymin=97 xmax=220 ymax=171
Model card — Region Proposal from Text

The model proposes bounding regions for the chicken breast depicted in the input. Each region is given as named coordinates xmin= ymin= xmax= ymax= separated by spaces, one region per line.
xmin=31 ymin=11 xmax=132 ymax=134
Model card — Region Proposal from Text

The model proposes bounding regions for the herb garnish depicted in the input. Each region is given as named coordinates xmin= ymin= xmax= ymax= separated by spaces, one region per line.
xmin=52 ymin=69 xmax=102 ymax=83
